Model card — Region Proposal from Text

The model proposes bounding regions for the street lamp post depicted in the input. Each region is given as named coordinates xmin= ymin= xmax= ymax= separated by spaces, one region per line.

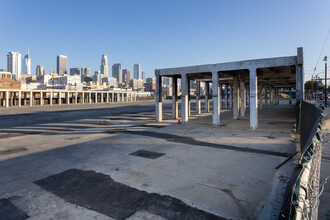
xmin=324 ymin=56 xmax=328 ymax=107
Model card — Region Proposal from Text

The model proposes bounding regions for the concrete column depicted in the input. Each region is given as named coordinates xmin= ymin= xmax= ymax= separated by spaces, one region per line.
xmin=10 ymin=92 xmax=13 ymax=106
xmin=181 ymin=74 xmax=189 ymax=123
xmin=18 ymin=91 xmax=21 ymax=107
xmin=205 ymin=82 xmax=210 ymax=113
xmin=172 ymin=76 xmax=178 ymax=119
xmin=106 ymin=92 xmax=109 ymax=103
xmin=122 ymin=93 xmax=125 ymax=102
xmin=155 ymin=73 xmax=162 ymax=122
xmin=40 ymin=92 xmax=43 ymax=106
xmin=66 ymin=92 xmax=69 ymax=104
xmin=89 ymin=92 xmax=92 ymax=104
xmin=265 ymin=87 xmax=269 ymax=105
xmin=134 ymin=93 xmax=137 ymax=101
xmin=24 ymin=92 xmax=27 ymax=106
xmin=233 ymin=77 xmax=239 ymax=119
xmin=249 ymin=68 xmax=258 ymax=130
xmin=101 ymin=92 xmax=104 ymax=103
xmin=95 ymin=93 xmax=98 ymax=103
xmin=130 ymin=93 xmax=133 ymax=102
xmin=188 ymin=79 xmax=191 ymax=117
xmin=240 ymin=78 xmax=245 ymax=117
xmin=82 ymin=92 xmax=85 ymax=104
xmin=196 ymin=81 xmax=201 ymax=114
xmin=58 ymin=92 xmax=61 ymax=105
xmin=225 ymin=84 xmax=228 ymax=109
xmin=5 ymin=91 xmax=9 ymax=107
xmin=212 ymin=71 xmax=220 ymax=126
xmin=230 ymin=85 xmax=233 ymax=109
xmin=258 ymin=84 xmax=263 ymax=110
xmin=30 ymin=91 xmax=33 ymax=106
xmin=270 ymin=88 xmax=274 ymax=105
xmin=296 ymin=47 xmax=304 ymax=102
xmin=50 ymin=92 xmax=53 ymax=105
xmin=289 ymin=87 xmax=292 ymax=104
xmin=111 ymin=93 xmax=114 ymax=103
xmin=75 ymin=92 xmax=78 ymax=104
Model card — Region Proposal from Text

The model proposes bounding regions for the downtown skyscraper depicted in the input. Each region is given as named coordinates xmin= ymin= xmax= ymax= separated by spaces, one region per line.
xmin=36 ymin=65 xmax=45 ymax=76
xmin=23 ymin=49 xmax=31 ymax=75
xmin=122 ymin=69 xmax=130 ymax=84
xmin=100 ymin=54 xmax=109 ymax=77
xmin=57 ymin=55 xmax=67 ymax=76
xmin=112 ymin=63 xmax=122 ymax=84
xmin=7 ymin=51 xmax=22 ymax=79
xmin=134 ymin=64 xmax=142 ymax=80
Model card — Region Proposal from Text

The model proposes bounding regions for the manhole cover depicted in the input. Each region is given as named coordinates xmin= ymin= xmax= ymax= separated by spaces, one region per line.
xmin=130 ymin=150 xmax=165 ymax=159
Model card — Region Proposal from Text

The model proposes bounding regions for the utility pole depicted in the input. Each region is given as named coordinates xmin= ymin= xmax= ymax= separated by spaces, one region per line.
xmin=324 ymin=56 xmax=328 ymax=107
xmin=316 ymin=75 xmax=319 ymax=101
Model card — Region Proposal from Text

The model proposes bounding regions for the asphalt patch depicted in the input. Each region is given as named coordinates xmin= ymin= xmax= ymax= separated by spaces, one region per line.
xmin=0 ymin=147 xmax=27 ymax=155
xmin=0 ymin=198 xmax=29 ymax=220
xmin=35 ymin=169 xmax=225 ymax=220
xmin=130 ymin=150 xmax=165 ymax=159
xmin=107 ymin=129 xmax=291 ymax=158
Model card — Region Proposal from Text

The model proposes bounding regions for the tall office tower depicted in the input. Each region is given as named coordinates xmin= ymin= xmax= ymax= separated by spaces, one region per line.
xmin=81 ymin=67 xmax=91 ymax=76
xmin=134 ymin=64 xmax=142 ymax=79
xmin=36 ymin=65 xmax=45 ymax=76
xmin=100 ymin=54 xmax=109 ymax=77
xmin=141 ymin=71 xmax=145 ymax=82
xmin=57 ymin=55 xmax=67 ymax=76
xmin=112 ymin=63 xmax=122 ymax=84
xmin=122 ymin=69 xmax=130 ymax=84
xmin=23 ymin=49 xmax=31 ymax=75
xmin=70 ymin=68 xmax=80 ymax=76
xmin=7 ymin=52 xmax=22 ymax=79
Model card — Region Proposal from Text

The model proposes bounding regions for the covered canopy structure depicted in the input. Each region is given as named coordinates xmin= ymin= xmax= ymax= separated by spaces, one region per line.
xmin=155 ymin=47 xmax=304 ymax=130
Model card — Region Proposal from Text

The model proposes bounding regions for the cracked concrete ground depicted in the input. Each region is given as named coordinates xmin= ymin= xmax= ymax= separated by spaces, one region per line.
xmin=0 ymin=100 xmax=298 ymax=219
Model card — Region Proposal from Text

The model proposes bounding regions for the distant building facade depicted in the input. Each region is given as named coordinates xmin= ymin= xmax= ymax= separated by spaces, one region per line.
xmin=23 ymin=50 xmax=31 ymax=75
xmin=36 ymin=65 xmax=45 ymax=76
xmin=0 ymin=71 xmax=16 ymax=80
xmin=57 ymin=55 xmax=67 ymax=76
xmin=146 ymin=77 xmax=156 ymax=91
xmin=100 ymin=54 xmax=109 ymax=77
xmin=130 ymin=79 xmax=144 ymax=91
xmin=122 ymin=69 xmax=130 ymax=84
xmin=134 ymin=64 xmax=142 ymax=80
xmin=7 ymin=52 xmax=22 ymax=79
xmin=112 ymin=63 xmax=122 ymax=84
xmin=70 ymin=68 xmax=80 ymax=76
xmin=81 ymin=67 xmax=90 ymax=76
xmin=0 ymin=78 xmax=21 ymax=89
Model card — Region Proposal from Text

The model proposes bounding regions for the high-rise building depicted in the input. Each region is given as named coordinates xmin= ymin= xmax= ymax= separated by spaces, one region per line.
xmin=122 ymin=69 xmax=130 ymax=84
xmin=146 ymin=77 xmax=156 ymax=91
xmin=81 ymin=67 xmax=91 ymax=76
xmin=134 ymin=64 xmax=142 ymax=80
xmin=70 ymin=68 xmax=80 ymax=76
xmin=36 ymin=65 xmax=45 ymax=76
xmin=57 ymin=55 xmax=67 ymax=76
xmin=7 ymin=52 xmax=22 ymax=79
xmin=23 ymin=49 xmax=31 ymax=75
xmin=141 ymin=71 xmax=145 ymax=82
xmin=100 ymin=54 xmax=109 ymax=77
xmin=112 ymin=63 xmax=123 ymax=84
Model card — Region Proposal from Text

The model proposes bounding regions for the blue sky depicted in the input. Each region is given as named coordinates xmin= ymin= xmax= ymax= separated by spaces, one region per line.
xmin=0 ymin=0 xmax=329 ymax=80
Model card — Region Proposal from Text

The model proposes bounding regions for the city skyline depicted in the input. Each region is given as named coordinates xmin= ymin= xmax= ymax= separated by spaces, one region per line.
xmin=0 ymin=1 xmax=330 ymax=81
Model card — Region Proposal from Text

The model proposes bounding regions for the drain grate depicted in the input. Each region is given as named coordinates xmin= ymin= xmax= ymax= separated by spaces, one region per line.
xmin=130 ymin=150 xmax=165 ymax=159
xmin=0 ymin=147 xmax=27 ymax=155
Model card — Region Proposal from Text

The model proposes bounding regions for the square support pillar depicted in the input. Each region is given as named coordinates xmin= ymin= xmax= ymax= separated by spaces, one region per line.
xmin=75 ymin=92 xmax=78 ymax=104
xmin=95 ymin=93 xmax=98 ymax=103
xmin=40 ymin=92 xmax=43 ymax=106
xmin=258 ymin=84 xmax=263 ymax=110
xmin=181 ymin=74 xmax=189 ymax=123
xmin=50 ymin=92 xmax=53 ymax=105
xmin=106 ymin=93 xmax=109 ymax=103
xmin=225 ymin=84 xmax=228 ymax=109
xmin=82 ymin=92 xmax=85 ymax=104
xmin=30 ymin=91 xmax=33 ymax=106
xmin=101 ymin=93 xmax=104 ymax=103
xmin=134 ymin=93 xmax=136 ymax=102
xmin=130 ymin=93 xmax=133 ymax=102
xmin=5 ymin=91 xmax=9 ymax=108
xmin=172 ymin=76 xmax=178 ymax=119
xmin=240 ymin=78 xmax=245 ymax=117
xmin=296 ymin=47 xmax=304 ymax=102
xmin=205 ymin=82 xmax=210 ymax=113
xmin=212 ymin=71 xmax=220 ymax=126
xmin=233 ymin=77 xmax=239 ymax=119
xmin=188 ymin=80 xmax=191 ymax=117
xmin=196 ymin=81 xmax=201 ymax=114
xmin=89 ymin=92 xmax=92 ymax=104
xmin=265 ymin=87 xmax=269 ymax=105
xmin=230 ymin=85 xmax=233 ymax=109
xmin=18 ymin=91 xmax=21 ymax=107
xmin=111 ymin=93 xmax=114 ymax=103
xmin=155 ymin=73 xmax=162 ymax=122
xmin=249 ymin=68 xmax=258 ymax=130
xmin=24 ymin=92 xmax=27 ymax=106
xmin=59 ymin=92 xmax=62 ymax=105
